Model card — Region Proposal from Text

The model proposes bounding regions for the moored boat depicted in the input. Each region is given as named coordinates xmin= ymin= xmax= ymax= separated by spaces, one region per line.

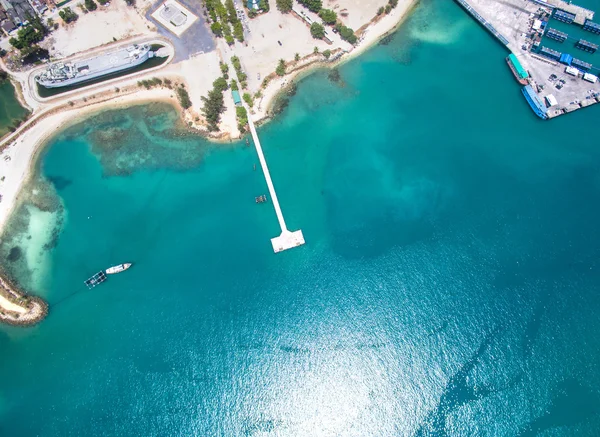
xmin=105 ymin=263 xmax=132 ymax=275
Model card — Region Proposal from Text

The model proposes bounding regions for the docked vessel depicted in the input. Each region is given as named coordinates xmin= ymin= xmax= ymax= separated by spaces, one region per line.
xmin=521 ymin=85 xmax=548 ymax=120
xmin=35 ymin=44 xmax=154 ymax=89
xmin=506 ymin=54 xmax=529 ymax=85
xmin=105 ymin=263 xmax=132 ymax=275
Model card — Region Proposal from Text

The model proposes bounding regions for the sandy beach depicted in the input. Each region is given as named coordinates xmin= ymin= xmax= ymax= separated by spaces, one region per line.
xmin=252 ymin=0 xmax=419 ymax=121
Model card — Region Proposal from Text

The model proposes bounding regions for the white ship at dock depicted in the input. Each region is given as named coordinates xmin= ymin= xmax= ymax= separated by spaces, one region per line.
xmin=35 ymin=44 xmax=154 ymax=89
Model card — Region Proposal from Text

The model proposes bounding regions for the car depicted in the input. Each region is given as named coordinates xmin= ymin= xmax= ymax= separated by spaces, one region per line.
xmin=277 ymin=40 xmax=282 ymax=46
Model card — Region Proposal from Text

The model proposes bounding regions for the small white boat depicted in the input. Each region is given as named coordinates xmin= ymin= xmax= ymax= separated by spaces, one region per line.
xmin=105 ymin=263 xmax=132 ymax=275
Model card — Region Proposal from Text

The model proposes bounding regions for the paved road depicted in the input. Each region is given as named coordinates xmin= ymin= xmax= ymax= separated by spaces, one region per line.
xmin=145 ymin=0 xmax=215 ymax=62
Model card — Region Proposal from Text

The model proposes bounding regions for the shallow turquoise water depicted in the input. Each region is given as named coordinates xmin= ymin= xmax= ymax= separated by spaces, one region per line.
xmin=2 ymin=0 xmax=600 ymax=435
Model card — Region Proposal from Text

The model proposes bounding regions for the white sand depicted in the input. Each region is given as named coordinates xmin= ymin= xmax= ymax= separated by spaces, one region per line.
xmin=253 ymin=0 xmax=417 ymax=121
xmin=328 ymin=0 xmax=386 ymax=30
xmin=43 ymin=2 xmax=152 ymax=58
xmin=0 ymin=293 xmax=26 ymax=313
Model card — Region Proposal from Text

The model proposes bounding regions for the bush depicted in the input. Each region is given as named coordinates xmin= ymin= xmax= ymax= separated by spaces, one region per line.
xmin=243 ymin=92 xmax=253 ymax=107
xmin=318 ymin=8 xmax=337 ymax=24
xmin=385 ymin=4 xmax=391 ymax=14
xmin=98 ymin=0 xmax=109 ymax=4
xmin=84 ymin=0 xmax=97 ymax=11
xmin=236 ymin=106 xmax=248 ymax=131
xmin=295 ymin=53 xmax=300 ymax=61
xmin=322 ymin=49 xmax=331 ymax=59
xmin=298 ymin=0 xmax=321 ymax=13
xmin=310 ymin=22 xmax=325 ymax=39
xmin=377 ymin=6 xmax=384 ymax=15
xmin=276 ymin=0 xmax=293 ymax=13
xmin=176 ymin=86 xmax=192 ymax=109
xmin=389 ymin=0 xmax=398 ymax=7
xmin=220 ymin=62 xmax=229 ymax=74
xmin=275 ymin=59 xmax=286 ymax=76
xmin=230 ymin=79 xmax=238 ymax=91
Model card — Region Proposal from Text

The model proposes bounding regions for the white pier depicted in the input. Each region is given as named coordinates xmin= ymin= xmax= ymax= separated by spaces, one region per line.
xmin=246 ymin=114 xmax=305 ymax=253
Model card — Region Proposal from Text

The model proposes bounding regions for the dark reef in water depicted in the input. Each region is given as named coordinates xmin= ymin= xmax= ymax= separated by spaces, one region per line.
xmin=7 ymin=246 xmax=22 ymax=262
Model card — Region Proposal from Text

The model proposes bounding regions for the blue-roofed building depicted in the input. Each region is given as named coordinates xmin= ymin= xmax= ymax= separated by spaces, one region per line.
xmin=560 ymin=53 xmax=573 ymax=65
xmin=232 ymin=90 xmax=241 ymax=105
xmin=247 ymin=0 xmax=259 ymax=10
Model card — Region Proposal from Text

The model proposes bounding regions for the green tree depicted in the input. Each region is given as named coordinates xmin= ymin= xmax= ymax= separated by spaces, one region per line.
xmin=322 ymin=49 xmax=331 ymax=59
xmin=294 ymin=52 xmax=300 ymax=61
xmin=377 ymin=6 xmax=384 ymax=14
xmin=310 ymin=22 xmax=325 ymax=39
xmin=213 ymin=76 xmax=229 ymax=92
xmin=275 ymin=59 xmax=286 ymax=76
xmin=84 ymin=0 xmax=97 ymax=11
xmin=313 ymin=46 xmax=319 ymax=54
xmin=276 ymin=0 xmax=293 ymax=13
xmin=318 ymin=8 xmax=336 ymax=24
xmin=211 ymin=22 xmax=223 ymax=36
xmin=233 ymin=21 xmax=244 ymax=42
xmin=225 ymin=0 xmax=237 ymax=23
xmin=259 ymin=0 xmax=269 ymax=11
xmin=59 ymin=7 xmax=78 ymax=23
xmin=176 ymin=86 xmax=192 ymax=109
xmin=335 ymin=23 xmax=357 ymax=44
xmin=389 ymin=0 xmax=398 ymax=7
xmin=201 ymin=87 xmax=225 ymax=131
xmin=230 ymin=79 xmax=239 ymax=91
xmin=236 ymin=106 xmax=248 ymax=131
xmin=243 ymin=92 xmax=253 ymax=107
xmin=298 ymin=0 xmax=321 ymax=13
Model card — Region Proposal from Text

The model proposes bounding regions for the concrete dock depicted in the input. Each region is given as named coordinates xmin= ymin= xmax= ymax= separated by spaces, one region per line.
xmin=545 ymin=0 xmax=594 ymax=25
xmin=454 ymin=0 xmax=600 ymax=120
xmin=246 ymin=113 xmax=305 ymax=253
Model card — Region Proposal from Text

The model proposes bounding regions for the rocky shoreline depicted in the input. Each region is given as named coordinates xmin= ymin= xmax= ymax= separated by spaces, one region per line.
xmin=0 ymin=276 xmax=48 ymax=326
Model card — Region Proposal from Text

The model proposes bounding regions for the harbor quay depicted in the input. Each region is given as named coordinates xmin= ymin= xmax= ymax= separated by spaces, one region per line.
xmin=454 ymin=0 xmax=600 ymax=119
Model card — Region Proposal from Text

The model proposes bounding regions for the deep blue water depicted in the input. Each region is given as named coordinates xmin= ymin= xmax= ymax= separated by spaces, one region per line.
xmin=1 ymin=0 xmax=600 ymax=435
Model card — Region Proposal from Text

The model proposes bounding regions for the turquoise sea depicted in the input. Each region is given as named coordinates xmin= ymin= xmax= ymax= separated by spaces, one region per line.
xmin=2 ymin=0 xmax=600 ymax=435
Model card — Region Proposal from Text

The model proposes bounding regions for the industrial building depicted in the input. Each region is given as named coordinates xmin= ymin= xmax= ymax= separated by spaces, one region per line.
xmin=553 ymin=10 xmax=576 ymax=24
xmin=575 ymin=39 xmax=598 ymax=53
xmin=546 ymin=28 xmax=567 ymax=43
xmin=583 ymin=19 xmax=600 ymax=34
xmin=539 ymin=46 xmax=562 ymax=61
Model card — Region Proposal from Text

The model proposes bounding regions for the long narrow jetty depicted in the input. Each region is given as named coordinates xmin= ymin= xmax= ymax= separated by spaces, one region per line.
xmin=454 ymin=0 xmax=510 ymax=46
xmin=246 ymin=114 xmax=305 ymax=253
